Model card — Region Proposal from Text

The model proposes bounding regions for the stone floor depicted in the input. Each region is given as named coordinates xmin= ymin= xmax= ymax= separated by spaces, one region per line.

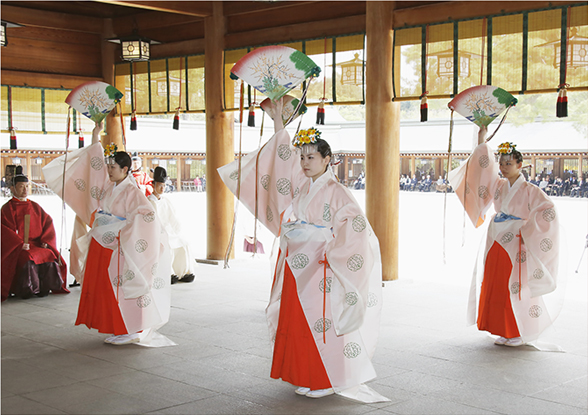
xmin=2 ymin=191 xmax=587 ymax=414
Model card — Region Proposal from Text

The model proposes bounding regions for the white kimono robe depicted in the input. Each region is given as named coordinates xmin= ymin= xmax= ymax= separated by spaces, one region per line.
xmin=218 ymin=129 xmax=387 ymax=403
xmin=148 ymin=194 xmax=196 ymax=277
xmin=43 ymin=143 xmax=174 ymax=347
xmin=448 ymin=143 xmax=561 ymax=344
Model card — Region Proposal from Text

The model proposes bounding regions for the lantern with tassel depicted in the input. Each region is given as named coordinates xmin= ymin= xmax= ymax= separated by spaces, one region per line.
xmin=173 ymin=108 xmax=180 ymax=130
xmin=130 ymin=111 xmax=137 ymax=130
xmin=248 ymin=103 xmax=256 ymax=127
xmin=316 ymin=99 xmax=325 ymax=125
xmin=9 ymin=128 xmax=16 ymax=150
xmin=556 ymin=85 xmax=568 ymax=118
xmin=78 ymin=130 xmax=84 ymax=148
xmin=420 ymin=94 xmax=428 ymax=122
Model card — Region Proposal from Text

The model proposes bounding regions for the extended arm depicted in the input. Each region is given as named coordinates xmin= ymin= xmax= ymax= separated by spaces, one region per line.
xmin=92 ymin=121 xmax=103 ymax=145
xmin=272 ymin=98 xmax=284 ymax=133
xmin=478 ymin=125 xmax=487 ymax=145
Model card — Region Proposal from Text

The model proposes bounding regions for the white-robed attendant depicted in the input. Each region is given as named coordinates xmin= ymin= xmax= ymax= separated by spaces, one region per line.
xmin=43 ymin=123 xmax=173 ymax=347
xmin=148 ymin=166 xmax=196 ymax=284
xmin=448 ymin=129 xmax=563 ymax=349
xmin=218 ymin=100 xmax=387 ymax=403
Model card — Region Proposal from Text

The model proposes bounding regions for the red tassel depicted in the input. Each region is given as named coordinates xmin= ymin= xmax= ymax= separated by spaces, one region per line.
xmin=316 ymin=100 xmax=325 ymax=125
xmin=130 ymin=111 xmax=137 ymax=130
xmin=78 ymin=131 xmax=84 ymax=148
xmin=9 ymin=128 xmax=17 ymax=150
xmin=420 ymin=95 xmax=428 ymax=122
xmin=248 ymin=104 xmax=255 ymax=127
xmin=556 ymin=86 xmax=568 ymax=118
xmin=173 ymin=108 xmax=180 ymax=130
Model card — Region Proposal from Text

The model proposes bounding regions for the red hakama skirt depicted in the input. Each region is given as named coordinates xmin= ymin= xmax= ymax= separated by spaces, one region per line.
xmin=75 ymin=238 xmax=128 ymax=335
xmin=270 ymin=261 xmax=332 ymax=390
xmin=477 ymin=241 xmax=521 ymax=338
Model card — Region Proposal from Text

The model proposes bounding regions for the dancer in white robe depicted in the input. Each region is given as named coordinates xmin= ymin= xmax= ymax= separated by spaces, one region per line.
xmin=43 ymin=122 xmax=173 ymax=347
xmin=218 ymin=100 xmax=387 ymax=403
xmin=448 ymin=128 xmax=562 ymax=348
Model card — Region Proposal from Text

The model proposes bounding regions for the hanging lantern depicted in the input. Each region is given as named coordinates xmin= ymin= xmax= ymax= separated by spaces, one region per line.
xmin=0 ymin=22 xmax=6 ymax=47
xmin=338 ymin=53 xmax=365 ymax=86
xmin=108 ymin=33 xmax=161 ymax=62
xmin=122 ymin=37 xmax=150 ymax=61
xmin=536 ymin=28 xmax=588 ymax=69
xmin=430 ymin=49 xmax=480 ymax=78
xmin=1 ymin=20 xmax=24 ymax=47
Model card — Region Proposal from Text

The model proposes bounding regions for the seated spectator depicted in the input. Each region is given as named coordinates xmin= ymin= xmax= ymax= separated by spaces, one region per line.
xmin=529 ymin=175 xmax=539 ymax=187
xmin=551 ymin=177 xmax=563 ymax=196
xmin=419 ymin=175 xmax=432 ymax=192
xmin=410 ymin=175 xmax=418 ymax=191
xmin=404 ymin=175 xmax=412 ymax=190
xmin=570 ymin=178 xmax=586 ymax=198
xmin=149 ymin=167 xmax=196 ymax=284
xmin=435 ymin=175 xmax=447 ymax=192
xmin=539 ymin=177 xmax=549 ymax=192
xmin=562 ymin=178 xmax=571 ymax=196
xmin=1 ymin=166 xmax=69 ymax=300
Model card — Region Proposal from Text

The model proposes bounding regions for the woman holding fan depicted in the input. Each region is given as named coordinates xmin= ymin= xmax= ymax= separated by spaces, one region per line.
xmin=218 ymin=98 xmax=386 ymax=402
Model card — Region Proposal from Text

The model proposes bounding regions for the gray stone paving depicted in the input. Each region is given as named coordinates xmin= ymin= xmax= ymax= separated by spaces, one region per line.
xmin=2 ymin=192 xmax=587 ymax=414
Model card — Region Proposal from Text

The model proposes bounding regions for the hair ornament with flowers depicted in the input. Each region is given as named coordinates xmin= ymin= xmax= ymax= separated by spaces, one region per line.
xmin=498 ymin=142 xmax=517 ymax=156
xmin=292 ymin=127 xmax=321 ymax=148
xmin=104 ymin=143 xmax=118 ymax=158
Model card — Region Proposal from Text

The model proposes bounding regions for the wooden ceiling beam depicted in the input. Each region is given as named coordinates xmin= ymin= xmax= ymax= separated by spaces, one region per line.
xmin=140 ymin=22 xmax=205 ymax=45
xmin=94 ymin=1 xmax=213 ymax=17
xmin=227 ymin=1 xmax=366 ymax=34
xmin=393 ymin=0 xmax=583 ymax=28
xmin=1 ymin=4 xmax=103 ymax=33
xmin=1 ymin=70 xmax=102 ymax=89
xmin=112 ymin=11 xmax=203 ymax=33
xmin=225 ymin=14 xmax=365 ymax=50
xmin=221 ymin=1 xmax=317 ymax=17
xmin=145 ymin=38 xmax=206 ymax=59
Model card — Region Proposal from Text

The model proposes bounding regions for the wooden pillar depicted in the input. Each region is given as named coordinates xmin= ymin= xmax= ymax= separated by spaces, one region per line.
xmin=25 ymin=153 xmax=32 ymax=194
xmin=205 ymin=3 xmax=234 ymax=260
xmin=176 ymin=158 xmax=182 ymax=192
xmin=531 ymin=155 xmax=536 ymax=179
xmin=343 ymin=155 xmax=349 ymax=185
xmin=410 ymin=156 xmax=415 ymax=177
xmin=101 ymin=18 xmax=123 ymax=150
xmin=366 ymin=1 xmax=398 ymax=281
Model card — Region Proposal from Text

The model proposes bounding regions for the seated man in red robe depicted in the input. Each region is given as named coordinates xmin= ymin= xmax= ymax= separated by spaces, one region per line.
xmin=131 ymin=152 xmax=153 ymax=197
xmin=1 ymin=166 xmax=69 ymax=301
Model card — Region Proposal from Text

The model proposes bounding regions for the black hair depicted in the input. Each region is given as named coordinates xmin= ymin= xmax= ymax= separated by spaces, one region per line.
xmin=500 ymin=149 xmax=523 ymax=164
xmin=303 ymin=137 xmax=332 ymax=159
xmin=113 ymin=152 xmax=132 ymax=173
